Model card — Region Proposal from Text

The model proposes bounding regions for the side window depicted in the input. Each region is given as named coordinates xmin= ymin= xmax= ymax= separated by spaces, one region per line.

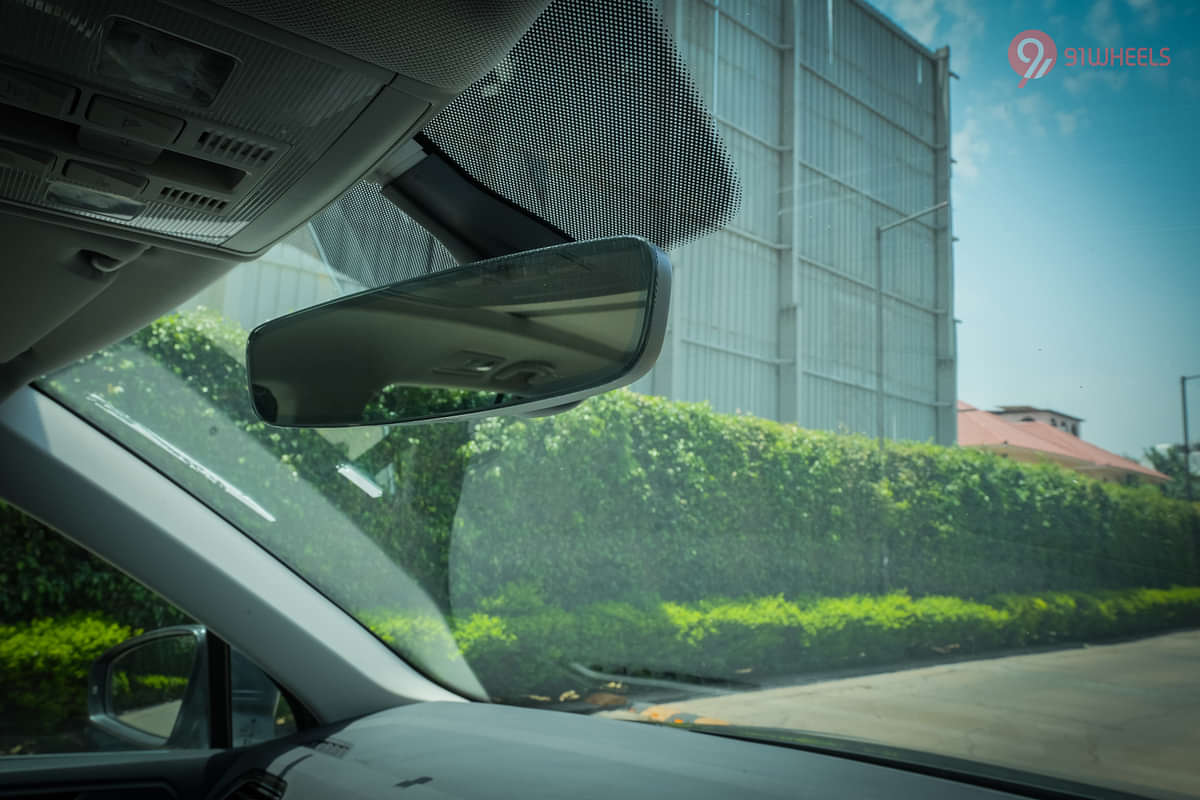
xmin=0 ymin=500 xmax=300 ymax=755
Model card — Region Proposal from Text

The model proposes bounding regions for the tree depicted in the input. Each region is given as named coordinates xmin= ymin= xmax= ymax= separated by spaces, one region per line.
xmin=1143 ymin=445 xmax=1197 ymax=501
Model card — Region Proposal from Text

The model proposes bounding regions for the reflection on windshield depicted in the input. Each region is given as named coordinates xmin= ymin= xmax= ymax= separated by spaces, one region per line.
xmin=87 ymin=392 xmax=277 ymax=523
xmin=22 ymin=0 xmax=1200 ymax=795
xmin=40 ymin=296 xmax=1200 ymax=799
xmin=44 ymin=327 xmax=485 ymax=699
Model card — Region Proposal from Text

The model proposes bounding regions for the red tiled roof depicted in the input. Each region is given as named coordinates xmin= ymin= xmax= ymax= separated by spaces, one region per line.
xmin=1011 ymin=421 xmax=1166 ymax=480
xmin=958 ymin=405 xmax=1081 ymax=459
xmin=957 ymin=402 xmax=1168 ymax=482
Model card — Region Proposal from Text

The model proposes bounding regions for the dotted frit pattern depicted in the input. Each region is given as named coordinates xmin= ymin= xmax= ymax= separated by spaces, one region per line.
xmin=423 ymin=0 xmax=741 ymax=252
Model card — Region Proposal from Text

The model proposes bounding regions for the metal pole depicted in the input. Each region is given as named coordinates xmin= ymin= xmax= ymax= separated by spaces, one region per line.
xmin=1184 ymin=374 xmax=1200 ymax=581
xmin=712 ymin=0 xmax=720 ymax=118
xmin=875 ymin=227 xmax=884 ymax=445
xmin=1184 ymin=374 xmax=1200 ymax=502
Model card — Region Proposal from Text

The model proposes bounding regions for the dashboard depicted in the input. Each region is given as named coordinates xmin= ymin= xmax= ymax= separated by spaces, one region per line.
xmin=207 ymin=701 xmax=1026 ymax=800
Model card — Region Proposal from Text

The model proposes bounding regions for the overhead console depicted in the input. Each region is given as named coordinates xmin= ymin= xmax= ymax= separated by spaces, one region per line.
xmin=0 ymin=0 xmax=548 ymax=257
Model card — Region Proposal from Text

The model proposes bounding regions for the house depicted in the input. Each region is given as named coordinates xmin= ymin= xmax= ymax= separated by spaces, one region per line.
xmin=957 ymin=402 xmax=1167 ymax=484
xmin=990 ymin=405 xmax=1082 ymax=438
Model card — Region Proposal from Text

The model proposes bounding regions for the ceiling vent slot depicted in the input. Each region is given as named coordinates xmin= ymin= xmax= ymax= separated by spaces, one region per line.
xmin=196 ymin=129 xmax=275 ymax=166
xmin=159 ymin=185 xmax=228 ymax=212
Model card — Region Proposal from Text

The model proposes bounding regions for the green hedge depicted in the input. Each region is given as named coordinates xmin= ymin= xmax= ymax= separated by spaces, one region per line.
xmin=361 ymin=585 xmax=1200 ymax=698
xmin=111 ymin=673 xmax=191 ymax=710
xmin=449 ymin=392 xmax=1199 ymax=608
xmin=7 ymin=309 xmax=1200 ymax=633
xmin=9 ymin=587 xmax=1195 ymax=722
xmin=0 ymin=615 xmax=136 ymax=741
xmin=29 ymin=309 xmax=469 ymax=614
xmin=0 ymin=501 xmax=186 ymax=631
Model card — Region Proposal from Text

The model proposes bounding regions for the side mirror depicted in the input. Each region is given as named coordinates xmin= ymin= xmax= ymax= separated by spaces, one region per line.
xmin=88 ymin=625 xmax=294 ymax=749
xmin=246 ymin=236 xmax=671 ymax=427
xmin=87 ymin=625 xmax=208 ymax=749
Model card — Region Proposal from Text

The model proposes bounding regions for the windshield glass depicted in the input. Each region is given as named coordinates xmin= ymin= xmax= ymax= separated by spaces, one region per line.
xmin=32 ymin=1 xmax=1200 ymax=798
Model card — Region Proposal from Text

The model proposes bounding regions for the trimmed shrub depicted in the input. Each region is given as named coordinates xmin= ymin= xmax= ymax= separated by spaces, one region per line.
xmin=9 ymin=309 xmax=1199 ymax=630
xmin=408 ymin=585 xmax=1200 ymax=698
xmin=0 ymin=615 xmax=136 ymax=739
xmin=450 ymin=394 xmax=1200 ymax=608
xmin=0 ymin=502 xmax=185 ymax=631
xmin=5 ymin=588 xmax=1200 ymax=717
xmin=111 ymin=672 xmax=191 ymax=710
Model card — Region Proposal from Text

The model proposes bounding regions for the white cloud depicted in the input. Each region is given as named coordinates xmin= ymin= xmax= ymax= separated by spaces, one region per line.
xmin=1014 ymin=94 xmax=1039 ymax=114
xmin=1054 ymin=110 xmax=1080 ymax=135
xmin=1178 ymin=76 xmax=1200 ymax=98
xmin=872 ymin=0 xmax=985 ymax=74
xmin=1063 ymin=69 xmax=1130 ymax=94
xmin=1085 ymin=0 xmax=1123 ymax=46
xmin=1125 ymin=0 xmax=1161 ymax=28
xmin=875 ymin=0 xmax=940 ymax=43
xmin=987 ymin=103 xmax=1013 ymax=128
xmin=1139 ymin=61 xmax=1169 ymax=88
xmin=951 ymin=116 xmax=989 ymax=179
xmin=1013 ymin=94 xmax=1047 ymax=137
xmin=941 ymin=0 xmax=985 ymax=74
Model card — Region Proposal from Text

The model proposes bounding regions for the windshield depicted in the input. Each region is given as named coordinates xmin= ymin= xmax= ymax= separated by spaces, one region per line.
xmin=33 ymin=1 xmax=1200 ymax=798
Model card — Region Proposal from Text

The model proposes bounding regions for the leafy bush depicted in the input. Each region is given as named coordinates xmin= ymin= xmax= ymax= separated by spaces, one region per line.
xmin=0 ymin=615 xmax=136 ymax=739
xmin=111 ymin=672 xmax=191 ymax=710
xmin=31 ymin=309 xmax=472 ymax=614
xmin=364 ymin=585 xmax=1200 ymax=699
xmin=449 ymin=393 xmax=1199 ymax=609
xmin=0 ymin=501 xmax=185 ymax=630
xmin=5 ymin=587 xmax=1200 ymax=725
xmin=4 ymin=309 xmax=1198 ymax=691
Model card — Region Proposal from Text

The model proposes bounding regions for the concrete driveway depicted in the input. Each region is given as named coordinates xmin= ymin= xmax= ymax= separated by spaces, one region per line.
xmin=604 ymin=631 xmax=1200 ymax=798
xmin=117 ymin=699 xmax=182 ymax=739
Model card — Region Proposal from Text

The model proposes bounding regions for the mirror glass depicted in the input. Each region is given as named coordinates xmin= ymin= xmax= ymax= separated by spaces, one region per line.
xmin=108 ymin=634 xmax=197 ymax=740
xmin=246 ymin=236 xmax=667 ymax=427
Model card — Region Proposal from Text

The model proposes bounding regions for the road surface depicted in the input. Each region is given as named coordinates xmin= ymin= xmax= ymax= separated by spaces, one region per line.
xmin=117 ymin=699 xmax=182 ymax=739
xmin=604 ymin=631 xmax=1200 ymax=798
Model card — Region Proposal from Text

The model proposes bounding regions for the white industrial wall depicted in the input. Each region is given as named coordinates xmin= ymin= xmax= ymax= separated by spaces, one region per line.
xmin=183 ymin=224 xmax=362 ymax=334
xmin=187 ymin=0 xmax=954 ymax=445
xmin=633 ymin=0 xmax=956 ymax=444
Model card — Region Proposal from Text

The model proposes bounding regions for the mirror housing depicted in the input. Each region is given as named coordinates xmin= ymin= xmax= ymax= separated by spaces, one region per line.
xmin=87 ymin=625 xmax=209 ymax=749
xmin=88 ymin=625 xmax=292 ymax=749
xmin=246 ymin=236 xmax=671 ymax=427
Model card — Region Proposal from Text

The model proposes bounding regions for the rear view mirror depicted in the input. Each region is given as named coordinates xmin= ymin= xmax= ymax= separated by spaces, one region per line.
xmin=246 ymin=236 xmax=670 ymax=427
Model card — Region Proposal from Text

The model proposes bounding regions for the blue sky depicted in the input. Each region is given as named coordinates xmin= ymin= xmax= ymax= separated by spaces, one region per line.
xmin=873 ymin=0 xmax=1200 ymax=459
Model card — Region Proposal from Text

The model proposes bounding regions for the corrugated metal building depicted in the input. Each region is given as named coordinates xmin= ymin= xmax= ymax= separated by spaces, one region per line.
xmin=632 ymin=0 xmax=956 ymax=444
xmin=188 ymin=0 xmax=954 ymax=445
xmin=186 ymin=224 xmax=356 ymax=328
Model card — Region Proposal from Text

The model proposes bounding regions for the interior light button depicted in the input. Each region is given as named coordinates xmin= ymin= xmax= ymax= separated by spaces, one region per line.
xmin=46 ymin=181 xmax=145 ymax=219
xmin=87 ymin=96 xmax=184 ymax=146
xmin=0 ymin=68 xmax=77 ymax=116
xmin=63 ymin=160 xmax=147 ymax=197
xmin=0 ymin=140 xmax=55 ymax=177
